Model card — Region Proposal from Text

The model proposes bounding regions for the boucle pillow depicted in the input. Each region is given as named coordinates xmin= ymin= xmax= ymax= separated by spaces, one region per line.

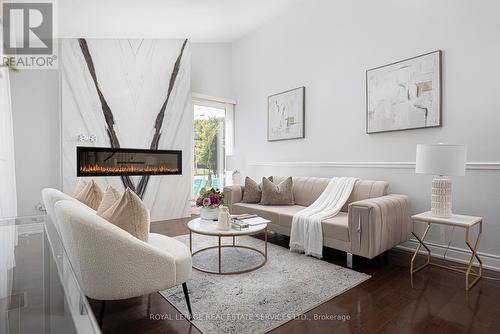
xmin=260 ymin=176 xmax=294 ymax=205
xmin=96 ymin=186 xmax=122 ymax=216
xmin=73 ymin=180 xmax=103 ymax=210
xmin=99 ymin=188 xmax=150 ymax=242
xmin=242 ymin=176 xmax=273 ymax=203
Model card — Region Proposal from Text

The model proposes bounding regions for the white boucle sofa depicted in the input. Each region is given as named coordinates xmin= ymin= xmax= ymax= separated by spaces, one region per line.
xmin=224 ymin=176 xmax=411 ymax=267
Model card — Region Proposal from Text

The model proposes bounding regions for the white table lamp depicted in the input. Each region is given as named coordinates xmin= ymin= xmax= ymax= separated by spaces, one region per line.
xmin=416 ymin=144 xmax=467 ymax=217
xmin=225 ymin=155 xmax=242 ymax=185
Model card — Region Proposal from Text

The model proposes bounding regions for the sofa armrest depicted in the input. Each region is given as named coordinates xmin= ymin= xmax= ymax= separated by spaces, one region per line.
xmin=348 ymin=194 xmax=411 ymax=259
xmin=223 ymin=185 xmax=245 ymax=212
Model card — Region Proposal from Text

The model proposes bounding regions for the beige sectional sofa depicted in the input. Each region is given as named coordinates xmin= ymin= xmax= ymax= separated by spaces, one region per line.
xmin=224 ymin=176 xmax=411 ymax=267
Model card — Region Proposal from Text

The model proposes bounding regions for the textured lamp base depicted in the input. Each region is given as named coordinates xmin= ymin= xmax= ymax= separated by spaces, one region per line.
xmin=431 ymin=177 xmax=452 ymax=217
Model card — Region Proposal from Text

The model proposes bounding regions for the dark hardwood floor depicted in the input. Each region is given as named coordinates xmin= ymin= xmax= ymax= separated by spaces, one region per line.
xmin=89 ymin=216 xmax=500 ymax=334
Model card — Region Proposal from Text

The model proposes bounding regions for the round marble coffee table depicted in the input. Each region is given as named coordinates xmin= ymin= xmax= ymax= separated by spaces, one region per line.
xmin=187 ymin=217 xmax=268 ymax=275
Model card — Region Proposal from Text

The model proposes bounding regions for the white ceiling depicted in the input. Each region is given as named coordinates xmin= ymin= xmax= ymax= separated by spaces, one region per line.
xmin=59 ymin=0 xmax=304 ymax=42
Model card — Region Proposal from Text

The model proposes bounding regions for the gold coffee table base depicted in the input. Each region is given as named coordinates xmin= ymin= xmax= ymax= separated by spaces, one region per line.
xmin=189 ymin=228 xmax=268 ymax=275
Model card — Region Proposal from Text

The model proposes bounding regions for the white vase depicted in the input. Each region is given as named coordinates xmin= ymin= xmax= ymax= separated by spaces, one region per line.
xmin=200 ymin=207 xmax=220 ymax=220
xmin=217 ymin=206 xmax=231 ymax=230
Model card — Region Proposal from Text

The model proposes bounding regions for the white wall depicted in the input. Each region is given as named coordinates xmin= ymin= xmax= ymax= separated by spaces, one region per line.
xmin=192 ymin=43 xmax=232 ymax=98
xmin=11 ymin=70 xmax=61 ymax=216
xmin=232 ymin=0 xmax=500 ymax=269
xmin=10 ymin=42 xmax=232 ymax=218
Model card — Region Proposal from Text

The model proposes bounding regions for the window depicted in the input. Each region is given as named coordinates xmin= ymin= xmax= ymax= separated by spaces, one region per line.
xmin=193 ymin=96 xmax=235 ymax=198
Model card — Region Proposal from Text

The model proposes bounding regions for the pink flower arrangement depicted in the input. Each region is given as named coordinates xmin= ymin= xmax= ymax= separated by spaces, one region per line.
xmin=196 ymin=188 xmax=224 ymax=208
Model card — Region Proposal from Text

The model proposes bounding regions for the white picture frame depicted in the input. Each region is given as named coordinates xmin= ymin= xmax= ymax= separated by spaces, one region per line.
xmin=366 ymin=50 xmax=442 ymax=134
xmin=267 ymin=87 xmax=305 ymax=141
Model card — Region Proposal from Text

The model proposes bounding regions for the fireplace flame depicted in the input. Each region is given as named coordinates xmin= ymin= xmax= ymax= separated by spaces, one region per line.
xmin=80 ymin=164 xmax=179 ymax=174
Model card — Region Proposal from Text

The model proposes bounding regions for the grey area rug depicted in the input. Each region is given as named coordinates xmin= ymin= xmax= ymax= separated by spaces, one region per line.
xmin=160 ymin=234 xmax=370 ymax=334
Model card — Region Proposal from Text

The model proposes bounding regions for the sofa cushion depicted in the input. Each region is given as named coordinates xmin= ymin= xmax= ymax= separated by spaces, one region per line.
xmin=232 ymin=203 xmax=280 ymax=223
xmin=232 ymin=202 xmax=350 ymax=242
xmin=273 ymin=176 xmax=330 ymax=207
xmin=321 ymin=213 xmax=350 ymax=242
xmin=341 ymin=180 xmax=389 ymax=212
xmin=272 ymin=176 xmax=389 ymax=212
xmin=279 ymin=210 xmax=350 ymax=242
xmin=260 ymin=177 xmax=294 ymax=205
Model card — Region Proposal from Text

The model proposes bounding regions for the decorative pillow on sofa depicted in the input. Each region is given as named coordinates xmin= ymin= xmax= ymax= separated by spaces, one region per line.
xmin=260 ymin=176 xmax=295 ymax=205
xmin=98 ymin=188 xmax=150 ymax=242
xmin=73 ymin=179 xmax=103 ymax=210
xmin=242 ymin=176 xmax=273 ymax=203
xmin=72 ymin=179 xmax=88 ymax=197
xmin=96 ymin=186 xmax=122 ymax=215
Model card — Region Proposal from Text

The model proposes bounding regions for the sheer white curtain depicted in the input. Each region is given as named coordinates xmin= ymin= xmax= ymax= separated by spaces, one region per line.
xmin=0 ymin=28 xmax=17 ymax=218
xmin=0 ymin=68 xmax=17 ymax=334
xmin=0 ymin=20 xmax=18 ymax=334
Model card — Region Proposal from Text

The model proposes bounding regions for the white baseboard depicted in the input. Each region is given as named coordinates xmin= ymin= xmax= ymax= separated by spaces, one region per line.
xmin=396 ymin=239 xmax=500 ymax=272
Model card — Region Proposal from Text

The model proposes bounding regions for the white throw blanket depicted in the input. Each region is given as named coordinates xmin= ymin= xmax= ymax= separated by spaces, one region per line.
xmin=289 ymin=177 xmax=358 ymax=258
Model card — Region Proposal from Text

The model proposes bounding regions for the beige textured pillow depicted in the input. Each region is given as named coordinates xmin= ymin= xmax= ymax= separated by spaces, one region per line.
xmin=260 ymin=176 xmax=294 ymax=205
xmin=99 ymin=188 xmax=150 ymax=242
xmin=73 ymin=179 xmax=89 ymax=197
xmin=96 ymin=186 xmax=122 ymax=216
xmin=242 ymin=176 xmax=273 ymax=203
xmin=73 ymin=180 xmax=103 ymax=210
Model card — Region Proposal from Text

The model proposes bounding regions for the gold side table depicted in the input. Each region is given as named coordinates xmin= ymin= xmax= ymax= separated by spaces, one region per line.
xmin=410 ymin=211 xmax=483 ymax=291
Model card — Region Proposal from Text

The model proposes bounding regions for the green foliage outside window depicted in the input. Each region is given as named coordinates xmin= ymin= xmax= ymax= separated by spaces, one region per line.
xmin=194 ymin=117 xmax=224 ymax=187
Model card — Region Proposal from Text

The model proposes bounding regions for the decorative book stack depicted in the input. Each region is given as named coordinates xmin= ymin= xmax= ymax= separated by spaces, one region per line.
xmin=230 ymin=214 xmax=270 ymax=230
xmin=231 ymin=220 xmax=249 ymax=230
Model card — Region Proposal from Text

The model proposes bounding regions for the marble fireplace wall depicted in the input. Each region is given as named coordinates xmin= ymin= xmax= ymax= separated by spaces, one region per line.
xmin=61 ymin=39 xmax=192 ymax=221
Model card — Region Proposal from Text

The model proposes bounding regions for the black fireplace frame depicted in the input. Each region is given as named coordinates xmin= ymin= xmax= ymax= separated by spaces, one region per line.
xmin=77 ymin=146 xmax=182 ymax=177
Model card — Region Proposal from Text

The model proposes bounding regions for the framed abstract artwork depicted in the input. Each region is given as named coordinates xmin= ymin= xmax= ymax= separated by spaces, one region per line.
xmin=268 ymin=86 xmax=305 ymax=141
xmin=366 ymin=50 xmax=442 ymax=133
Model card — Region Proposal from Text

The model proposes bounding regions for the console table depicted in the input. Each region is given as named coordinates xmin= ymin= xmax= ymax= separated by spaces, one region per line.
xmin=410 ymin=211 xmax=483 ymax=291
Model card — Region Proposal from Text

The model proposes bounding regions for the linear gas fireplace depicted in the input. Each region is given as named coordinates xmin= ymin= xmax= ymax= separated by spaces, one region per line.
xmin=77 ymin=147 xmax=182 ymax=177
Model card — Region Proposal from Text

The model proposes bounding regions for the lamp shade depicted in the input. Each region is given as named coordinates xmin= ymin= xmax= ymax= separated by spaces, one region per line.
xmin=416 ymin=144 xmax=467 ymax=176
